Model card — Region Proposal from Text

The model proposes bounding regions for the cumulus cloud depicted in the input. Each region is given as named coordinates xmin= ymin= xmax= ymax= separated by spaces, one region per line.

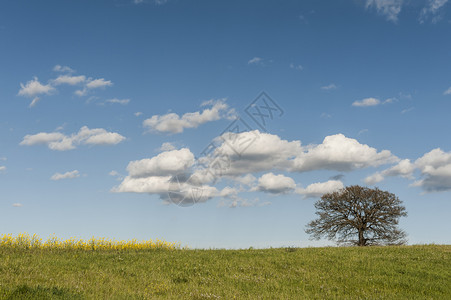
xmin=291 ymin=134 xmax=397 ymax=172
xmin=51 ymin=170 xmax=80 ymax=181
xmin=382 ymin=159 xmax=415 ymax=178
xmin=364 ymin=172 xmax=385 ymax=185
xmin=253 ymin=173 xmax=296 ymax=194
xmin=126 ymin=148 xmax=194 ymax=178
xmin=199 ymin=131 xmax=396 ymax=182
xmin=296 ymin=180 xmax=344 ymax=198
xmin=18 ymin=77 xmax=55 ymax=98
xmin=212 ymin=130 xmax=301 ymax=176
xmin=143 ymin=99 xmax=235 ymax=134
xmin=52 ymin=75 xmax=86 ymax=86
xmin=114 ymin=131 xmax=397 ymax=205
xmin=20 ymin=126 xmax=125 ymax=151
xmin=352 ymin=97 xmax=381 ymax=107
xmin=113 ymin=148 xmax=221 ymax=205
xmin=203 ymin=131 xmax=396 ymax=177
xmin=365 ymin=0 xmax=403 ymax=22
xmin=419 ymin=0 xmax=448 ymax=23
xmin=365 ymin=159 xmax=415 ymax=185
xmin=363 ymin=148 xmax=451 ymax=193
xmin=412 ymin=148 xmax=451 ymax=192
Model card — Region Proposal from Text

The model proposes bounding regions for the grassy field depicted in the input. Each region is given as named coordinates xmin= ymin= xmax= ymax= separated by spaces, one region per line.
xmin=0 ymin=245 xmax=449 ymax=299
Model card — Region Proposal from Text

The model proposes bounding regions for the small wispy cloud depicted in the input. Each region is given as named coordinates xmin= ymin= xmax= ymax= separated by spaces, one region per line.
xmin=28 ymin=97 xmax=40 ymax=108
xmin=443 ymin=86 xmax=451 ymax=95
xmin=53 ymin=65 xmax=75 ymax=73
xmin=401 ymin=107 xmax=414 ymax=114
xmin=12 ymin=203 xmax=23 ymax=207
xmin=105 ymin=98 xmax=130 ymax=105
xmin=51 ymin=170 xmax=80 ymax=181
xmin=248 ymin=57 xmax=263 ymax=65
xmin=321 ymin=83 xmax=337 ymax=90
xmin=352 ymin=97 xmax=395 ymax=107
xmin=134 ymin=112 xmax=143 ymax=117
xmin=352 ymin=97 xmax=381 ymax=107
xmin=419 ymin=0 xmax=449 ymax=23
xmin=365 ymin=0 xmax=403 ymax=23
xmin=289 ymin=63 xmax=303 ymax=71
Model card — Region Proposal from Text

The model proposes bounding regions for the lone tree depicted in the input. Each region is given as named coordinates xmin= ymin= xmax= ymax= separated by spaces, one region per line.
xmin=306 ymin=185 xmax=407 ymax=246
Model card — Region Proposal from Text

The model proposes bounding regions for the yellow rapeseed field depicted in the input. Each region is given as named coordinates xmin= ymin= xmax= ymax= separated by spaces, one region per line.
xmin=0 ymin=232 xmax=180 ymax=251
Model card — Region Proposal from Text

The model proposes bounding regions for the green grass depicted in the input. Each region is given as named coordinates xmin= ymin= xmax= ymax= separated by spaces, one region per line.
xmin=0 ymin=245 xmax=449 ymax=299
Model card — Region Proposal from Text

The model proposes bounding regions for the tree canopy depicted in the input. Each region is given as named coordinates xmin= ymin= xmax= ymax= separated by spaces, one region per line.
xmin=306 ymin=185 xmax=407 ymax=246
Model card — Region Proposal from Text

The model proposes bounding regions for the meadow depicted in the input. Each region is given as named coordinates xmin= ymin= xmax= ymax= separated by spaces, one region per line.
xmin=0 ymin=234 xmax=449 ymax=299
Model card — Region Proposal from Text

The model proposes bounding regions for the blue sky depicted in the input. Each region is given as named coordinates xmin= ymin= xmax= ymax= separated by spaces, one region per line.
xmin=1 ymin=0 xmax=451 ymax=248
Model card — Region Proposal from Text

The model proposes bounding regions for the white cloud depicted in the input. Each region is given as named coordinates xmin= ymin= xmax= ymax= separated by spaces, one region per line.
xmin=28 ymin=97 xmax=40 ymax=108
xmin=134 ymin=112 xmax=143 ymax=117
xmin=321 ymin=83 xmax=337 ymax=90
xmin=352 ymin=97 xmax=381 ymax=107
xmin=365 ymin=0 xmax=403 ymax=22
xmin=126 ymin=148 xmax=194 ymax=178
xmin=51 ymin=170 xmax=80 ymax=181
xmin=75 ymin=78 xmax=113 ymax=96
xmin=143 ymin=99 xmax=235 ymax=134
xmin=52 ymin=75 xmax=86 ymax=86
xmin=20 ymin=126 xmax=125 ymax=151
xmin=420 ymin=0 xmax=448 ymax=23
xmin=412 ymin=148 xmax=451 ymax=192
xmin=18 ymin=77 xmax=55 ymax=98
xmin=203 ymin=131 xmax=396 ymax=178
xmin=53 ymin=65 xmax=74 ymax=73
xmin=444 ymin=87 xmax=451 ymax=95
xmin=0 ymin=166 xmax=6 ymax=172
xmin=114 ymin=131 xmax=398 ymax=205
xmin=291 ymin=134 xmax=397 ymax=172
xmin=212 ymin=130 xmax=302 ymax=176
xmin=382 ymin=159 xmax=415 ymax=178
xmin=364 ymin=172 xmax=385 ymax=185
xmin=0 ymin=157 xmax=6 ymax=161
xmin=105 ymin=98 xmax=130 ymax=105
xmin=159 ymin=142 xmax=176 ymax=151
xmin=296 ymin=180 xmax=344 ymax=198
xmin=254 ymin=173 xmax=296 ymax=194
xmin=229 ymin=174 xmax=257 ymax=187
xmin=248 ymin=57 xmax=262 ymax=65
xmin=401 ymin=107 xmax=414 ymax=114
xmin=12 ymin=203 xmax=23 ymax=207
xmin=109 ymin=170 xmax=120 ymax=177
xmin=86 ymin=78 xmax=113 ymax=89
xmin=365 ymin=158 xmax=415 ymax=185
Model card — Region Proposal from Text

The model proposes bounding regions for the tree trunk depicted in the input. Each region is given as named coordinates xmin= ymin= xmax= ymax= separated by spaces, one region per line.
xmin=358 ymin=229 xmax=365 ymax=246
